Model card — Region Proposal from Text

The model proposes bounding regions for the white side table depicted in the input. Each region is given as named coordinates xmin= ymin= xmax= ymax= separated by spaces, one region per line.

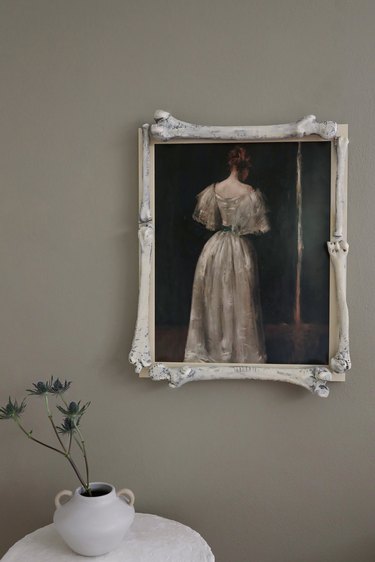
xmin=1 ymin=513 xmax=215 ymax=562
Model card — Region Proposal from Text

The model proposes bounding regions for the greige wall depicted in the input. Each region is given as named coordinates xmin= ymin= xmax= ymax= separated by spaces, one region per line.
xmin=1 ymin=1 xmax=374 ymax=561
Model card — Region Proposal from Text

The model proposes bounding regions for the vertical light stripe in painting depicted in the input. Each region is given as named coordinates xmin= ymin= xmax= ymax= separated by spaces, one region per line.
xmin=294 ymin=142 xmax=303 ymax=326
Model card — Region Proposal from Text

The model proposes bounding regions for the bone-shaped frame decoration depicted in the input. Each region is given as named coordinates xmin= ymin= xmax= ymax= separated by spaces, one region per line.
xmin=129 ymin=112 xmax=350 ymax=397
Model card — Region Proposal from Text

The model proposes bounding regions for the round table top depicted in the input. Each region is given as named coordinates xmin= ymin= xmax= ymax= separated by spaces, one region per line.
xmin=1 ymin=513 xmax=214 ymax=562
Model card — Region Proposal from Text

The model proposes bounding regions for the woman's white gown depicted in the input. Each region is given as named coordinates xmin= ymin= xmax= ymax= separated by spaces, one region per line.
xmin=184 ymin=183 xmax=270 ymax=364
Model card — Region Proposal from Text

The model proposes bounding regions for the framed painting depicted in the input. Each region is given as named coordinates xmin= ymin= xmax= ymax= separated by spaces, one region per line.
xmin=129 ymin=111 xmax=350 ymax=397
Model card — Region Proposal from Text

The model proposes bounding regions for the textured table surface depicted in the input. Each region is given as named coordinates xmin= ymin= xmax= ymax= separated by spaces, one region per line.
xmin=1 ymin=513 xmax=214 ymax=562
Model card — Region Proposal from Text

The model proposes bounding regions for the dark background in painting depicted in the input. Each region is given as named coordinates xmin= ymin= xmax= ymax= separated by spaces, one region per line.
xmin=155 ymin=142 xmax=331 ymax=364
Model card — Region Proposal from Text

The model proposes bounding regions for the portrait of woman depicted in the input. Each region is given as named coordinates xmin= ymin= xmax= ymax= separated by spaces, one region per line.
xmin=154 ymin=139 xmax=331 ymax=366
xmin=184 ymin=146 xmax=270 ymax=363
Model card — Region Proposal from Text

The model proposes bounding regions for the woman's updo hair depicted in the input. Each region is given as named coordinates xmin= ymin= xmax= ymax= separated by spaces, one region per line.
xmin=227 ymin=145 xmax=251 ymax=180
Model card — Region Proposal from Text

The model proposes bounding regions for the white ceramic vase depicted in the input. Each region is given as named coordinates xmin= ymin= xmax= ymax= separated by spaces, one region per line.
xmin=53 ymin=482 xmax=135 ymax=557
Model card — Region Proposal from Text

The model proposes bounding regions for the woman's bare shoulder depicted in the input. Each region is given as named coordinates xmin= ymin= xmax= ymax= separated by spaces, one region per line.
xmin=215 ymin=179 xmax=252 ymax=198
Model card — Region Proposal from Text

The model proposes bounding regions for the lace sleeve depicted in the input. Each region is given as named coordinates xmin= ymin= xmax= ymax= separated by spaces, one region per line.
xmin=238 ymin=188 xmax=270 ymax=235
xmin=192 ymin=184 xmax=222 ymax=231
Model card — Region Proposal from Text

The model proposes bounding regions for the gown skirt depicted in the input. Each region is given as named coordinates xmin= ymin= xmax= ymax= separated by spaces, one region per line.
xmin=184 ymin=230 xmax=266 ymax=363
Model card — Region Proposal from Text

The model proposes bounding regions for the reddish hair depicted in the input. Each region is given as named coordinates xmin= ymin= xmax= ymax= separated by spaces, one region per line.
xmin=227 ymin=145 xmax=251 ymax=180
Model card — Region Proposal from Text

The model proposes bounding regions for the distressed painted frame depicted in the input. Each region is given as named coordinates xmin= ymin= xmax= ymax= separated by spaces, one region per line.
xmin=129 ymin=111 xmax=350 ymax=397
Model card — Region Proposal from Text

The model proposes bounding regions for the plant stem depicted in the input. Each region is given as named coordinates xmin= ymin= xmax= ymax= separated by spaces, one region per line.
xmin=58 ymin=395 xmax=91 ymax=495
xmin=15 ymin=417 xmax=89 ymax=491
xmin=15 ymin=418 xmax=65 ymax=455
xmin=73 ymin=435 xmax=84 ymax=453
xmin=65 ymin=452 xmax=90 ymax=492
xmin=44 ymin=395 xmax=67 ymax=452
xmin=68 ymin=430 xmax=73 ymax=455
xmin=74 ymin=424 xmax=90 ymax=489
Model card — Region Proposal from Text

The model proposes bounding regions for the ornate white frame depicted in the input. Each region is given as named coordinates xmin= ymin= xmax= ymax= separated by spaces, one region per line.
xmin=129 ymin=111 xmax=350 ymax=397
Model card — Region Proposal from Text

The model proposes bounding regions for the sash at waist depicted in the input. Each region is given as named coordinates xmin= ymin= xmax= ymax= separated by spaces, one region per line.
xmin=220 ymin=225 xmax=241 ymax=235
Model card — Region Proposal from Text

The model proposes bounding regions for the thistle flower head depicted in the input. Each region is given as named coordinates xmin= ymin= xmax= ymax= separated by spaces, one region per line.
xmin=27 ymin=378 xmax=52 ymax=395
xmin=27 ymin=376 xmax=71 ymax=396
xmin=57 ymin=416 xmax=80 ymax=434
xmin=49 ymin=378 xmax=71 ymax=395
xmin=57 ymin=401 xmax=90 ymax=420
xmin=0 ymin=397 xmax=26 ymax=420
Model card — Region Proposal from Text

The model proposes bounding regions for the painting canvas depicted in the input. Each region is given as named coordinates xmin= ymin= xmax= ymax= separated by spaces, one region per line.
xmin=154 ymin=140 xmax=331 ymax=366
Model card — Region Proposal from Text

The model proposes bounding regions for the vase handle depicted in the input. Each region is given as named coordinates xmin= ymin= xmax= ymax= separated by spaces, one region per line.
xmin=117 ymin=488 xmax=135 ymax=507
xmin=54 ymin=489 xmax=73 ymax=509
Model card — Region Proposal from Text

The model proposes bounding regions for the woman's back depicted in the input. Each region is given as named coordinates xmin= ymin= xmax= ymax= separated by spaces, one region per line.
xmin=214 ymin=178 xmax=252 ymax=199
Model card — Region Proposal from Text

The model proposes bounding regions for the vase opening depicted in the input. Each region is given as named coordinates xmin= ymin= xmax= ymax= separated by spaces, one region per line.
xmin=80 ymin=483 xmax=113 ymax=497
